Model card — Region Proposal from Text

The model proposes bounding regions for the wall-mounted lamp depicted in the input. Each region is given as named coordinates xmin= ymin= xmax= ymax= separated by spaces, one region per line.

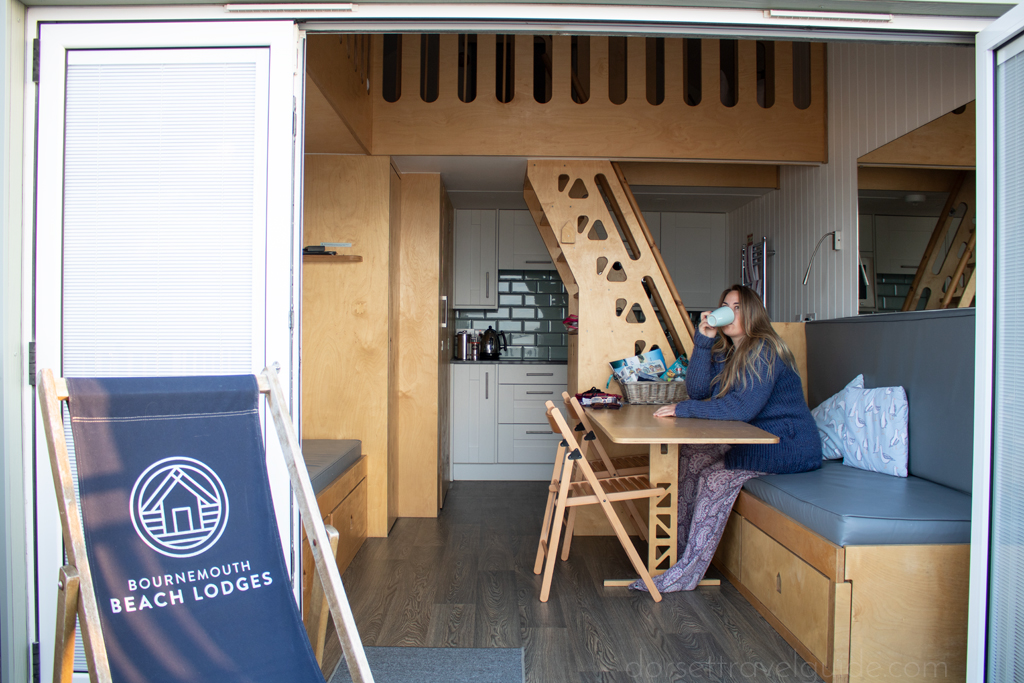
xmin=802 ymin=231 xmax=837 ymax=286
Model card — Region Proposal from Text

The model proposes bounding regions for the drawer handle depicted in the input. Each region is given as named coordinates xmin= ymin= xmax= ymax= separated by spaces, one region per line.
xmin=526 ymin=430 xmax=552 ymax=434
xmin=776 ymin=573 xmax=782 ymax=593
xmin=526 ymin=372 xmax=554 ymax=376
xmin=525 ymin=260 xmax=549 ymax=264
xmin=526 ymin=391 xmax=554 ymax=395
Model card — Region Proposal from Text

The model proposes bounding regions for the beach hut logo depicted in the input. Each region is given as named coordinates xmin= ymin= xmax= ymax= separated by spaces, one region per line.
xmin=130 ymin=456 xmax=230 ymax=558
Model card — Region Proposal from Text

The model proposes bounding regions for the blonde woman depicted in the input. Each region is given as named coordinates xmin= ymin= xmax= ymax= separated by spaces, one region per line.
xmin=632 ymin=285 xmax=820 ymax=593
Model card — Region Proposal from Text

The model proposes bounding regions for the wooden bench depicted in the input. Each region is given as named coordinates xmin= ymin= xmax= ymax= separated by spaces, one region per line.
xmin=714 ymin=310 xmax=973 ymax=683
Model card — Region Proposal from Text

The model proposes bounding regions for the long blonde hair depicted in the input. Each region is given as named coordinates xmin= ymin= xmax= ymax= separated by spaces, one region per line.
xmin=711 ymin=285 xmax=796 ymax=398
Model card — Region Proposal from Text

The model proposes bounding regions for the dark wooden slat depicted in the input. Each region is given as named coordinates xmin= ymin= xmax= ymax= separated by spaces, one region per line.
xmin=474 ymin=570 xmax=522 ymax=648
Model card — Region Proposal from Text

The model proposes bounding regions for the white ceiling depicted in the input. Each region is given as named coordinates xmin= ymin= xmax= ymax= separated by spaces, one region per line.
xmin=391 ymin=155 xmax=776 ymax=213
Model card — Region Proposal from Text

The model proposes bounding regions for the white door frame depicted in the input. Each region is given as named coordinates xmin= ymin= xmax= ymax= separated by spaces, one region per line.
xmin=970 ymin=6 xmax=1024 ymax=681
xmin=23 ymin=16 xmax=302 ymax=682
xmin=14 ymin=3 xmax=995 ymax=681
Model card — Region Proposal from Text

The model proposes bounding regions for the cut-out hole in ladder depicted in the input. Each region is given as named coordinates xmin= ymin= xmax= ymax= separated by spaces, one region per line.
xmin=615 ymin=298 xmax=627 ymax=316
xmin=597 ymin=257 xmax=608 ymax=276
xmin=558 ymin=174 xmax=569 ymax=192
xmin=568 ymin=178 xmax=589 ymax=199
xmin=607 ymin=261 xmax=626 ymax=282
xmin=594 ymin=173 xmax=641 ymax=261
xmin=635 ymin=340 xmax=647 ymax=355
xmin=577 ymin=215 xmax=589 ymax=234
xmin=625 ymin=303 xmax=646 ymax=323
xmin=588 ymin=220 xmax=608 ymax=241
xmin=643 ymin=276 xmax=685 ymax=361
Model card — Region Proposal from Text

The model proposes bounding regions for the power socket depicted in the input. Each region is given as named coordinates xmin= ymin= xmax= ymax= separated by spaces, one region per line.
xmin=832 ymin=231 xmax=842 ymax=251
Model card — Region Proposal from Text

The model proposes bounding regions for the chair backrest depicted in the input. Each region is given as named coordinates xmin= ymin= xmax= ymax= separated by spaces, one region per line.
xmin=561 ymin=391 xmax=619 ymax=474
xmin=39 ymin=370 xmax=373 ymax=683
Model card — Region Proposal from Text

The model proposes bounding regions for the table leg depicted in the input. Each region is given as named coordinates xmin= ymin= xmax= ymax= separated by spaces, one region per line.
xmin=647 ymin=442 xmax=677 ymax=576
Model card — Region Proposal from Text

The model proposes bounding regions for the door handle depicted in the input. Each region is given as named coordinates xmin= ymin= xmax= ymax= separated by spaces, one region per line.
xmin=485 ymin=372 xmax=489 ymax=399
xmin=485 ymin=272 xmax=490 ymax=299
xmin=441 ymin=295 xmax=448 ymax=328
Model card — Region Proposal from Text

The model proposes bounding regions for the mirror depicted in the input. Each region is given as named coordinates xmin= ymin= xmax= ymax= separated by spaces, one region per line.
xmin=857 ymin=103 xmax=976 ymax=314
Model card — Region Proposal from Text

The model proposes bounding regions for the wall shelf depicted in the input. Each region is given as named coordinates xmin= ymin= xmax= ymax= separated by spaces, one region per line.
xmin=303 ymin=254 xmax=363 ymax=263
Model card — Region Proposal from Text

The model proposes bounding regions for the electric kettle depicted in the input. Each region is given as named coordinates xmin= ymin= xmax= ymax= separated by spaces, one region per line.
xmin=479 ymin=326 xmax=508 ymax=360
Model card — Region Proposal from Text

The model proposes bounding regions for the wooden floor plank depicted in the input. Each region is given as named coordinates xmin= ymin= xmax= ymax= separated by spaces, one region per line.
xmin=334 ymin=481 xmax=822 ymax=683
xmin=425 ymin=603 xmax=476 ymax=648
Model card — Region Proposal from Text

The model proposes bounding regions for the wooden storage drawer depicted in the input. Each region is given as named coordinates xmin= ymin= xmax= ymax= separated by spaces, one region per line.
xmin=330 ymin=478 xmax=368 ymax=574
xmin=714 ymin=511 xmax=743 ymax=579
xmin=497 ymin=364 xmax=568 ymax=385
xmin=741 ymin=519 xmax=831 ymax=662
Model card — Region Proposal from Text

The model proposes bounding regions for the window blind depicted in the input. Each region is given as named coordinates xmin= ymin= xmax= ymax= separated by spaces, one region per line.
xmin=989 ymin=44 xmax=1024 ymax=681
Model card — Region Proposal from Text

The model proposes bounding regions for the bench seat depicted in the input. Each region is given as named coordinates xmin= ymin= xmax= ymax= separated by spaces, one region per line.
xmin=742 ymin=460 xmax=971 ymax=546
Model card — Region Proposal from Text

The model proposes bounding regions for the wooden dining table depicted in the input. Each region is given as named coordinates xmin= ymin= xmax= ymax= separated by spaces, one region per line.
xmin=584 ymin=404 xmax=779 ymax=579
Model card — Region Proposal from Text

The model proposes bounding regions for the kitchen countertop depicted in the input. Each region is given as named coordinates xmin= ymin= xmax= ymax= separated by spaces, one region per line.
xmin=451 ymin=359 xmax=568 ymax=365
xmin=302 ymin=439 xmax=362 ymax=495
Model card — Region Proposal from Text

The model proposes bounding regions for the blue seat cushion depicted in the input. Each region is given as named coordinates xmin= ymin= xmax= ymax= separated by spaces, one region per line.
xmin=741 ymin=461 xmax=971 ymax=546
xmin=302 ymin=439 xmax=362 ymax=495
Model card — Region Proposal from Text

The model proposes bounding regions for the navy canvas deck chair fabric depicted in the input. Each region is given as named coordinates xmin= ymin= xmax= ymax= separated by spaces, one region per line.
xmin=66 ymin=375 xmax=324 ymax=683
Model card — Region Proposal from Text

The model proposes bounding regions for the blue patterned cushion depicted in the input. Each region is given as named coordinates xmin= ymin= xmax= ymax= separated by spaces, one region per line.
xmin=841 ymin=384 xmax=910 ymax=477
xmin=811 ymin=375 xmax=864 ymax=460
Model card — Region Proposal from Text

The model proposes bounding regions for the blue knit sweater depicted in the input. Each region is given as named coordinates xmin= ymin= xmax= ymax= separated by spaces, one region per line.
xmin=674 ymin=333 xmax=821 ymax=474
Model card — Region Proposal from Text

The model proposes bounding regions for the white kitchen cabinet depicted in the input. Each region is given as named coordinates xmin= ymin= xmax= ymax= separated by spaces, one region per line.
xmin=657 ymin=212 xmax=728 ymax=312
xmin=498 ymin=209 xmax=555 ymax=270
xmin=451 ymin=363 xmax=566 ymax=480
xmin=454 ymin=209 xmax=498 ymax=308
xmin=451 ymin=363 xmax=497 ymax=464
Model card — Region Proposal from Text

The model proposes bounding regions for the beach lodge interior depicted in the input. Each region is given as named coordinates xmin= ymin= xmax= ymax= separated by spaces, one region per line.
xmin=6 ymin=3 xmax=1023 ymax=683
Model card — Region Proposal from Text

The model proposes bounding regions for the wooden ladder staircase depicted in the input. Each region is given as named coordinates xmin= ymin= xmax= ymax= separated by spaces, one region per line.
xmin=902 ymin=171 xmax=977 ymax=311
xmin=524 ymin=160 xmax=695 ymax=395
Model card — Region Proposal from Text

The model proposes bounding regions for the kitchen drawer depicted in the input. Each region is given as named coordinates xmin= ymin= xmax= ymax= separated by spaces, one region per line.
xmin=497 ymin=424 xmax=560 ymax=464
xmin=498 ymin=384 xmax=561 ymax=423
xmin=741 ymin=519 xmax=831 ymax=663
xmin=498 ymin=364 xmax=568 ymax=385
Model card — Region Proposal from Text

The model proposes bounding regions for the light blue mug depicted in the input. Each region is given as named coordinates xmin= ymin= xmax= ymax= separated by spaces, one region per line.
xmin=706 ymin=305 xmax=735 ymax=327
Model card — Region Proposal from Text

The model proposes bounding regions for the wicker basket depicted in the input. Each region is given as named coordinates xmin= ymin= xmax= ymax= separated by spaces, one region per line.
xmin=620 ymin=381 xmax=689 ymax=405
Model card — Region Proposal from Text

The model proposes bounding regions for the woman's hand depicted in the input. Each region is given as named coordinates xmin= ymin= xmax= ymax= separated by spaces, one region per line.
xmin=653 ymin=404 xmax=678 ymax=418
xmin=698 ymin=311 xmax=717 ymax=339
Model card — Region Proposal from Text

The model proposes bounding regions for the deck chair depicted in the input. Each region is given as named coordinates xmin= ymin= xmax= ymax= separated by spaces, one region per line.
xmin=559 ymin=392 xmax=650 ymax=561
xmin=533 ymin=401 xmax=664 ymax=602
xmin=38 ymin=368 xmax=374 ymax=683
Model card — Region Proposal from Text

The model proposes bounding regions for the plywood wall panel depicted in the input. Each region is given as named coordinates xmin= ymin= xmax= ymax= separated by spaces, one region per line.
xmin=306 ymin=35 xmax=373 ymax=153
xmin=397 ymin=174 xmax=443 ymax=518
xmin=302 ymin=155 xmax=394 ymax=537
xmin=729 ymin=43 xmax=975 ymax=323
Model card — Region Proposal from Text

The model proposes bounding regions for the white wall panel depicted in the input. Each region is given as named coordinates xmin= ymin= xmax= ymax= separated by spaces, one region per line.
xmin=730 ymin=43 xmax=975 ymax=322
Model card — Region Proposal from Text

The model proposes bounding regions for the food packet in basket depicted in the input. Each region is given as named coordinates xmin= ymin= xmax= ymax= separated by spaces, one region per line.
xmin=609 ymin=349 xmax=667 ymax=384
xmin=660 ymin=354 xmax=689 ymax=382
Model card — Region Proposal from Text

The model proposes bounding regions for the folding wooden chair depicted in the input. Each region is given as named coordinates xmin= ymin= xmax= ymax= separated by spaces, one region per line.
xmin=38 ymin=368 xmax=374 ymax=683
xmin=533 ymin=401 xmax=664 ymax=602
xmin=559 ymin=392 xmax=650 ymax=561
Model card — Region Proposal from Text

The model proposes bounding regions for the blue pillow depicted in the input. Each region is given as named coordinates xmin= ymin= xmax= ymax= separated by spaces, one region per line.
xmin=811 ymin=375 xmax=864 ymax=460
xmin=840 ymin=384 xmax=909 ymax=478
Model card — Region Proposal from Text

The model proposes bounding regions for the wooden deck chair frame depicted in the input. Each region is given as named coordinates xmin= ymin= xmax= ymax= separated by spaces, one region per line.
xmin=533 ymin=400 xmax=663 ymax=603
xmin=38 ymin=367 xmax=375 ymax=683
xmin=560 ymin=392 xmax=649 ymax=561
